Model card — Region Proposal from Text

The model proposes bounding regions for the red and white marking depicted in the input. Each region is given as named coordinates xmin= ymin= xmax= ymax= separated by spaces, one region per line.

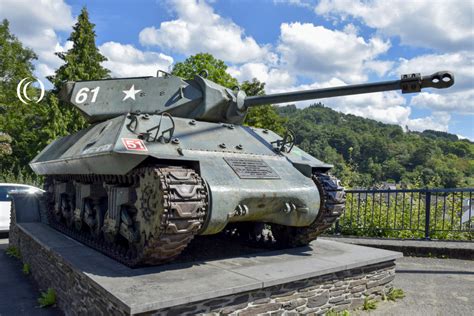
xmin=122 ymin=138 xmax=148 ymax=151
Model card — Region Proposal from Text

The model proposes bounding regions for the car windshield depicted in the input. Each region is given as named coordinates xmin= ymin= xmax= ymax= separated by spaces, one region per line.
xmin=0 ymin=186 xmax=33 ymax=202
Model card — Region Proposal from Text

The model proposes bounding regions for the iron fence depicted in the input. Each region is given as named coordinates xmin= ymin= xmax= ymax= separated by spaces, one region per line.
xmin=333 ymin=188 xmax=474 ymax=240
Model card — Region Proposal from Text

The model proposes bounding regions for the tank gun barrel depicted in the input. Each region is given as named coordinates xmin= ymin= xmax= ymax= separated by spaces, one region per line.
xmin=243 ymin=71 xmax=454 ymax=108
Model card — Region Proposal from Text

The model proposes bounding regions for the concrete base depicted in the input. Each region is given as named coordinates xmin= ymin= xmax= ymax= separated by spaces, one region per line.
xmin=10 ymin=194 xmax=402 ymax=315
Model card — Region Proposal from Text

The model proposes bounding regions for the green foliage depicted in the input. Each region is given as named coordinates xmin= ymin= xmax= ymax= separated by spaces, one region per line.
xmin=0 ymin=132 xmax=12 ymax=157
xmin=362 ymin=297 xmax=377 ymax=310
xmin=337 ymin=192 xmax=473 ymax=240
xmin=0 ymin=19 xmax=37 ymax=104
xmin=279 ymin=104 xmax=474 ymax=188
xmin=172 ymin=53 xmax=238 ymax=88
xmin=172 ymin=55 xmax=287 ymax=135
xmin=241 ymin=78 xmax=287 ymax=135
xmin=0 ymin=19 xmax=43 ymax=182
xmin=49 ymin=8 xmax=110 ymax=89
xmin=385 ymin=287 xmax=405 ymax=301
xmin=38 ymin=288 xmax=56 ymax=308
xmin=240 ymin=78 xmax=265 ymax=96
xmin=245 ymin=104 xmax=287 ymax=136
xmin=0 ymin=10 xmax=110 ymax=183
xmin=47 ymin=7 xmax=110 ymax=134
xmin=5 ymin=246 xmax=21 ymax=259
xmin=22 ymin=263 xmax=31 ymax=275
xmin=421 ymin=129 xmax=459 ymax=141
xmin=0 ymin=167 xmax=43 ymax=187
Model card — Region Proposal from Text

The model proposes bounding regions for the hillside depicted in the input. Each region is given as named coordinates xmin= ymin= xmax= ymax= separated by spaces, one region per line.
xmin=276 ymin=104 xmax=473 ymax=188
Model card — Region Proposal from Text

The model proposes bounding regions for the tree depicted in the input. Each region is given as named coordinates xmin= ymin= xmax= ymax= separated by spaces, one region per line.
xmin=241 ymin=78 xmax=287 ymax=135
xmin=48 ymin=7 xmax=110 ymax=134
xmin=240 ymin=78 xmax=265 ymax=96
xmin=278 ymin=103 xmax=474 ymax=188
xmin=0 ymin=19 xmax=37 ymax=105
xmin=172 ymin=53 xmax=238 ymax=88
xmin=0 ymin=19 xmax=41 ymax=174
xmin=0 ymin=132 xmax=12 ymax=157
xmin=172 ymin=54 xmax=287 ymax=135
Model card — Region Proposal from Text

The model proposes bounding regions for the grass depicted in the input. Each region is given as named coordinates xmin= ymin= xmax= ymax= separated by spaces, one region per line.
xmin=5 ymin=246 xmax=21 ymax=259
xmin=386 ymin=287 xmax=405 ymax=301
xmin=38 ymin=288 xmax=56 ymax=308
xmin=22 ymin=263 xmax=31 ymax=275
xmin=362 ymin=296 xmax=377 ymax=311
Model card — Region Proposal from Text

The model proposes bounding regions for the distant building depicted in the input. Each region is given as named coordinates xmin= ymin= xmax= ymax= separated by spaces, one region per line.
xmin=380 ymin=182 xmax=397 ymax=190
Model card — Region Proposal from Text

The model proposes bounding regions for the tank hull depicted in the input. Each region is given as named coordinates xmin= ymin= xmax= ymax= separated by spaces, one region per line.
xmin=31 ymin=113 xmax=333 ymax=234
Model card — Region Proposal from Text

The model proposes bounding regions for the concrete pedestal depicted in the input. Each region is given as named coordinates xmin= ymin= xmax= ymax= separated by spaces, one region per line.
xmin=10 ymin=194 xmax=402 ymax=315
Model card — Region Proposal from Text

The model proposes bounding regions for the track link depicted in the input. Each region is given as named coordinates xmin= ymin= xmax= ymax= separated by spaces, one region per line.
xmin=287 ymin=173 xmax=346 ymax=246
xmin=46 ymin=166 xmax=208 ymax=267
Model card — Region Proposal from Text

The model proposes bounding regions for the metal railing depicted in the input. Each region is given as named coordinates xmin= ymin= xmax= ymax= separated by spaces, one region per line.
xmin=333 ymin=188 xmax=474 ymax=240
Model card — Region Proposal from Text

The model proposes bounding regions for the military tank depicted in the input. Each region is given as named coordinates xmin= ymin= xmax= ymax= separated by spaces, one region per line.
xmin=30 ymin=70 xmax=454 ymax=267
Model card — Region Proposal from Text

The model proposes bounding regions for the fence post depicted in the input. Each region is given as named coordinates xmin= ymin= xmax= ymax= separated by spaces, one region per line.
xmin=424 ymin=191 xmax=431 ymax=240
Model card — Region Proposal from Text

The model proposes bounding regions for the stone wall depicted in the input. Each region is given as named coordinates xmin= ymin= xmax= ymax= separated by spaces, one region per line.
xmin=12 ymin=225 xmax=128 ymax=315
xmin=9 ymin=196 xmax=128 ymax=316
xmin=159 ymin=261 xmax=395 ymax=315
xmin=9 ymin=196 xmax=398 ymax=316
xmin=8 ymin=196 xmax=20 ymax=247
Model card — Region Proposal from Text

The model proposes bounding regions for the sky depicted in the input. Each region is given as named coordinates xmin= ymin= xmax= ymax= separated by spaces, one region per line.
xmin=1 ymin=0 xmax=473 ymax=139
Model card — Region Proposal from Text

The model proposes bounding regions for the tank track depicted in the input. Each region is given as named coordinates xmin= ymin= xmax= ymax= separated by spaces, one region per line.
xmin=45 ymin=166 xmax=208 ymax=267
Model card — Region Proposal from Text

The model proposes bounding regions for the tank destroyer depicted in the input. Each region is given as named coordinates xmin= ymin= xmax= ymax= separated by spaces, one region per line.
xmin=30 ymin=70 xmax=454 ymax=266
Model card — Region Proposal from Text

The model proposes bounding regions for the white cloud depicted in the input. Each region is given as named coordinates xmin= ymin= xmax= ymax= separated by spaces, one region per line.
xmin=99 ymin=42 xmax=173 ymax=78
xmin=410 ymin=91 xmax=474 ymax=115
xmin=139 ymin=0 xmax=271 ymax=63
xmin=277 ymin=22 xmax=390 ymax=83
xmin=262 ymin=77 xmax=454 ymax=133
xmin=319 ymin=90 xmax=452 ymax=133
xmin=227 ymin=63 xmax=295 ymax=92
xmin=316 ymin=87 xmax=409 ymax=125
xmin=396 ymin=52 xmax=474 ymax=115
xmin=0 ymin=0 xmax=74 ymax=80
xmin=397 ymin=52 xmax=474 ymax=91
xmin=315 ymin=0 xmax=474 ymax=52
xmin=406 ymin=112 xmax=451 ymax=132
xmin=364 ymin=60 xmax=393 ymax=77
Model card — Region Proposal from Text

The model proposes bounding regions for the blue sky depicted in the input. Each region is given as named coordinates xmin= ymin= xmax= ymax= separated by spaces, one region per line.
xmin=2 ymin=0 xmax=473 ymax=139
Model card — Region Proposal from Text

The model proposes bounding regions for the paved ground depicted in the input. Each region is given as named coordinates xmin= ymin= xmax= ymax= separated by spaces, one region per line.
xmin=0 ymin=239 xmax=61 ymax=316
xmin=0 ymin=235 xmax=472 ymax=315
xmin=360 ymin=256 xmax=474 ymax=316
xmin=324 ymin=236 xmax=474 ymax=260
xmin=9 ymin=223 xmax=402 ymax=314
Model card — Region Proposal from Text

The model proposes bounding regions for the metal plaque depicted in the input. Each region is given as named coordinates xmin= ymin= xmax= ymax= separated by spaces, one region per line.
xmin=224 ymin=157 xmax=280 ymax=179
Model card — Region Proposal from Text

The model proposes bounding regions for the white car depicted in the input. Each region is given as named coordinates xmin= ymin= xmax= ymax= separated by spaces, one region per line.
xmin=0 ymin=183 xmax=44 ymax=232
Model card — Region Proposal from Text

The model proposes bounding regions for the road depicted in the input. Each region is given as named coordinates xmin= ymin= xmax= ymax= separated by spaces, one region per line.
xmin=361 ymin=256 xmax=474 ymax=316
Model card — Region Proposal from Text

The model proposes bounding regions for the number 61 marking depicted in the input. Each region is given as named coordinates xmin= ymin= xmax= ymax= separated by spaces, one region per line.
xmin=75 ymin=87 xmax=100 ymax=104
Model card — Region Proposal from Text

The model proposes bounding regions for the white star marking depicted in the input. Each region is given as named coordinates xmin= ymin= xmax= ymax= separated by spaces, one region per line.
xmin=122 ymin=85 xmax=141 ymax=101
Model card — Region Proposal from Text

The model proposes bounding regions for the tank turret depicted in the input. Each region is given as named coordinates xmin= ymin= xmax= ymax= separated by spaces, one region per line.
xmin=59 ymin=71 xmax=454 ymax=124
